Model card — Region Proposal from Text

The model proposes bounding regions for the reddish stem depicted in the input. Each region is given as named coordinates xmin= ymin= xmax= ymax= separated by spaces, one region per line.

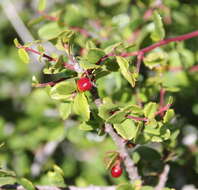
xmin=126 ymin=115 xmax=148 ymax=122
xmin=33 ymin=78 xmax=66 ymax=88
xmin=189 ymin=65 xmax=198 ymax=72
xmin=38 ymin=11 xmax=59 ymax=21
xmin=155 ymin=104 xmax=171 ymax=116
xmin=23 ymin=46 xmax=56 ymax=62
xmin=38 ymin=11 xmax=90 ymax=37
xmin=121 ymin=30 xmax=198 ymax=57
xmin=159 ymin=88 xmax=166 ymax=117
xmin=127 ymin=103 xmax=171 ymax=122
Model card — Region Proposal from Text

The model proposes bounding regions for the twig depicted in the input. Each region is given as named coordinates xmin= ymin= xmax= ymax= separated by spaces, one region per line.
xmin=126 ymin=115 xmax=148 ymax=122
xmin=20 ymin=46 xmax=56 ymax=62
xmin=136 ymin=53 xmax=144 ymax=74
xmin=159 ymin=88 xmax=166 ymax=117
xmin=155 ymin=104 xmax=171 ymax=116
xmin=127 ymin=102 xmax=171 ymax=122
xmin=104 ymin=123 xmax=141 ymax=182
xmin=95 ymin=30 xmax=198 ymax=68
xmin=154 ymin=165 xmax=170 ymax=190
xmin=32 ymin=78 xmax=67 ymax=88
xmin=121 ymin=30 xmax=198 ymax=57
xmin=38 ymin=11 xmax=90 ymax=37
xmin=0 ymin=185 xmax=115 ymax=190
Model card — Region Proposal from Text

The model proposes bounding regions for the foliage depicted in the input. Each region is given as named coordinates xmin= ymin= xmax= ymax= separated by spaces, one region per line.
xmin=0 ymin=0 xmax=198 ymax=189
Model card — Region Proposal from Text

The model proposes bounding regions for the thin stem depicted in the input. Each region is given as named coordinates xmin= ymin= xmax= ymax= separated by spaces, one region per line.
xmin=121 ymin=30 xmax=198 ymax=57
xmin=154 ymin=165 xmax=170 ymax=190
xmin=32 ymin=78 xmax=67 ymax=88
xmin=136 ymin=53 xmax=144 ymax=73
xmin=18 ymin=45 xmax=56 ymax=62
xmin=126 ymin=115 xmax=148 ymax=122
xmin=159 ymin=88 xmax=166 ymax=117
xmin=127 ymin=103 xmax=171 ymax=122
xmin=155 ymin=104 xmax=171 ymax=116
xmin=38 ymin=11 xmax=90 ymax=37
xmin=105 ymin=123 xmax=141 ymax=182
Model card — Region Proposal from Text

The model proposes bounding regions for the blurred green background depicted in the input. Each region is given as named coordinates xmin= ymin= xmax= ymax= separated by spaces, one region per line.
xmin=0 ymin=0 xmax=198 ymax=189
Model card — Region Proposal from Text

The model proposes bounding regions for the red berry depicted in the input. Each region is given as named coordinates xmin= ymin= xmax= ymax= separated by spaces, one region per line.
xmin=77 ymin=77 xmax=93 ymax=92
xmin=111 ymin=164 xmax=123 ymax=178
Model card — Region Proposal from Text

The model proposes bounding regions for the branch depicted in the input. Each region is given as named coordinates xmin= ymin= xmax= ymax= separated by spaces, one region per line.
xmin=121 ymin=30 xmax=198 ymax=57
xmin=0 ymin=185 xmax=115 ymax=190
xmin=154 ymin=165 xmax=170 ymax=190
xmin=96 ymin=30 xmax=198 ymax=67
xmin=32 ymin=78 xmax=67 ymax=88
xmin=104 ymin=123 xmax=141 ymax=182
xmin=93 ymin=97 xmax=141 ymax=182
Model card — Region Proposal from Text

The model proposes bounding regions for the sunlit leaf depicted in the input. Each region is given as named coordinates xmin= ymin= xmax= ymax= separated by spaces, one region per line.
xmin=18 ymin=49 xmax=29 ymax=64
xmin=73 ymin=93 xmax=90 ymax=121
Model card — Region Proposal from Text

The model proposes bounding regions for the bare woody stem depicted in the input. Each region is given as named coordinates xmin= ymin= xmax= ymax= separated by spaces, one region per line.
xmin=154 ymin=165 xmax=170 ymax=190
xmin=0 ymin=185 xmax=115 ymax=190
xmin=105 ymin=123 xmax=141 ymax=182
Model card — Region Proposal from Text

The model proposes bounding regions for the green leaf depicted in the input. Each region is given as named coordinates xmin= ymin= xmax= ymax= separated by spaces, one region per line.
xmin=38 ymin=0 xmax=46 ymax=11
xmin=144 ymin=102 xmax=157 ymax=119
xmin=141 ymin=186 xmax=154 ymax=190
xmin=151 ymin=11 xmax=165 ymax=42
xmin=116 ymin=183 xmax=134 ymax=190
xmin=38 ymin=23 xmax=65 ymax=40
xmin=0 ymin=169 xmax=16 ymax=177
xmin=18 ymin=49 xmax=30 ymax=64
xmin=113 ymin=119 xmax=138 ymax=140
xmin=104 ymin=151 xmax=119 ymax=169
xmin=0 ymin=143 xmax=4 ymax=149
xmin=28 ymin=16 xmax=45 ymax=26
xmin=143 ymin=52 xmax=168 ymax=69
xmin=73 ymin=93 xmax=90 ymax=121
xmin=100 ymin=0 xmax=121 ymax=7
xmin=86 ymin=48 xmax=105 ymax=64
xmin=58 ymin=103 xmax=72 ymax=120
xmin=98 ymin=103 xmax=119 ymax=120
xmin=50 ymin=79 xmax=76 ymax=100
xmin=104 ymin=42 xmax=122 ymax=54
xmin=163 ymin=109 xmax=175 ymax=123
xmin=79 ymin=58 xmax=100 ymax=69
xmin=151 ymin=136 xmax=163 ymax=142
xmin=0 ymin=177 xmax=16 ymax=186
xmin=18 ymin=178 xmax=36 ymax=190
xmin=53 ymin=165 xmax=65 ymax=177
xmin=107 ymin=105 xmax=134 ymax=124
xmin=13 ymin=38 xmax=20 ymax=47
xmin=132 ymin=152 xmax=140 ymax=164
xmin=78 ymin=122 xmax=93 ymax=131
xmin=116 ymin=56 xmax=136 ymax=87
xmin=47 ymin=171 xmax=66 ymax=187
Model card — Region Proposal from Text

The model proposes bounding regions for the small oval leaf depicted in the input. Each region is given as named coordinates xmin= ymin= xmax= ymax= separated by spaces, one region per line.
xmin=18 ymin=49 xmax=29 ymax=64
